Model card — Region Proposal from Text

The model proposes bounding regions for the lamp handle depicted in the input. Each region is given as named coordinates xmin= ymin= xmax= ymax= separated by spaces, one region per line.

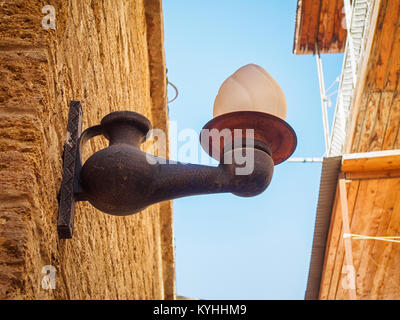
xmin=73 ymin=125 xmax=104 ymax=200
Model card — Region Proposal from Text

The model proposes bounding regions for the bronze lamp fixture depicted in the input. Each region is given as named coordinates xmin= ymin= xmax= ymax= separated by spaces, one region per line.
xmin=57 ymin=64 xmax=297 ymax=239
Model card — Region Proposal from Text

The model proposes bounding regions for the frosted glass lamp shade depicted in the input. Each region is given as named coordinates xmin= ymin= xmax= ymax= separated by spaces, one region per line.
xmin=201 ymin=63 xmax=297 ymax=166
xmin=213 ymin=64 xmax=287 ymax=120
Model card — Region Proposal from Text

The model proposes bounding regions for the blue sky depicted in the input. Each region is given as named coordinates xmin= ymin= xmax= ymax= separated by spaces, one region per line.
xmin=163 ymin=0 xmax=343 ymax=299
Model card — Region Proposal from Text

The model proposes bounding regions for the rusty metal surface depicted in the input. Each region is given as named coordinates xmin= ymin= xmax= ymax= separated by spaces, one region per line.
xmin=57 ymin=101 xmax=82 ymax=239
xmin=79 ymin=111 xmax=275 ymax=216
xmin=200 ymin=111 xmax=297 ymax=165
xmin=58 ymin=107 xmax=295 ymax=237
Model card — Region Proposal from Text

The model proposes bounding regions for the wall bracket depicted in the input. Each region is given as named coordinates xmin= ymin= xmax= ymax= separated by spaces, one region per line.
xmin=57 ymin=101 xmax=82 ymax=239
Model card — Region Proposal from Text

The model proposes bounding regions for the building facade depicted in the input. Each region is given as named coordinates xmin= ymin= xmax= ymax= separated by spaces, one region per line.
xmin=0 ymin=0 xmax=175 ymax=299
xmin=295 ymin=0 xmax=400 ymax=299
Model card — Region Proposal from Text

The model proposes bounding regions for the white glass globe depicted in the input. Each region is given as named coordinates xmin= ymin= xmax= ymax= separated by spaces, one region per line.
xmin=213 ymin=64 xmax=287 ymax=120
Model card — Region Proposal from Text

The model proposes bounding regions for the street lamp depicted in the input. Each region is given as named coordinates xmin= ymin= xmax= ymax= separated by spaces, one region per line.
xmin=57 ymin=64 xmax=297 ymax=238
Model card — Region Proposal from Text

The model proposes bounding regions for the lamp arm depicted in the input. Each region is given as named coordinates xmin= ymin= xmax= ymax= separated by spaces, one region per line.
xmin=147 ymin=148 xmax=274 ymax=203
xmin=147 ymin=160 xmax=233 ymax=202
xmin=78 ymin=145 xmax=274 ymax=216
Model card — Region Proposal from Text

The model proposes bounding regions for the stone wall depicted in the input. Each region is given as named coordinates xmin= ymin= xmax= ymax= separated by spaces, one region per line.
xmin=0 ymin=0 xmax=175 ymax=299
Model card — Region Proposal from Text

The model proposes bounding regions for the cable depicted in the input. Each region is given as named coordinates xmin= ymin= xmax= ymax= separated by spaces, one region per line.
xmin=287 ymin=157 xmax=323 ymax=163
xmin=167 ymin=80 xmax=179 ymax=103
xmin=326 ymin=76 xmax=340 ymax=93
xmin=343 ymin=233 xmax=400 ymax=244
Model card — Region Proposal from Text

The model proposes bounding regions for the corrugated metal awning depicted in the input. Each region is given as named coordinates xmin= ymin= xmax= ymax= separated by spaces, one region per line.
xmin=305 ymin=156 xmax=342 ymax=300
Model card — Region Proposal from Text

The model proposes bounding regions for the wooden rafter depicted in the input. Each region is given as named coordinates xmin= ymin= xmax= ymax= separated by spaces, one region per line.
xmin=293 ymin=0 xmax=347 ymax=55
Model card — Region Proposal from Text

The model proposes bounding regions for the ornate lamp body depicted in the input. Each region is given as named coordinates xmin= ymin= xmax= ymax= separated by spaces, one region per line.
xmin=57 ymin=64 xmax=297 ymax=239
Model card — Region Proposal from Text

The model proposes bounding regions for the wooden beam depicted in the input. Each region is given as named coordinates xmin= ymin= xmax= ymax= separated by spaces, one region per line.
xmin=371 ymin=0 xmax=400 ymax=90
xmin=349 ymin=93 xmax=370 ymax=154
xmin=338 ymin=174 xmax=357 ymax=300
xmin=345 ymin=0 xmax=400 ymax=154
xmin=369 ymin=92 xmax=395 ymax=151
xmin=319 ymin=180 xmax=360 ymax=299
xmin=293 ymin=0 xmax=347 ymax=55
xmin=373 ymin=186 xmax=400 ymax=298
xmin=318 ymin=0 xmax=338 ymax=50
xmin=357 ymin=92 xmax=382 ymax=153
xmin=307 ymin=0 xmax=323 ymax=53
xmin=384 ymin=6 xmax=400 ymax=90
xmin=344 ymin=0 xmax=383 ymax=153
xmin=359 ymin=178 xmax=400 ymax=299
xmin=382 ymin=93 xmax=400 ymax=149
xmin=342 ymin=150 xmax=400 ymax=173
xmin=345 ymin=169 xmax=400 ymax=180
xmin=335 ymin=179 xmax=380 ymax=299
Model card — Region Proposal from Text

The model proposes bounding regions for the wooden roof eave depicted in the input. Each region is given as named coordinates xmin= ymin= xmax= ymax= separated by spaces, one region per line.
xmin=293 ymin=0 xmax=347 ymax=55
xmin=305 ymin=150 xmax=400 ymax=300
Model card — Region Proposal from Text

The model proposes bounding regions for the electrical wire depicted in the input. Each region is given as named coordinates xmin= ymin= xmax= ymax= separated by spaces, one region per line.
xmin=343 ymin=233 xmax=400 ymax=244
xmin=167 ymin=80 xmax=179 ymax=103
xmin=287 ymin=157 xmax=323 ymax=163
